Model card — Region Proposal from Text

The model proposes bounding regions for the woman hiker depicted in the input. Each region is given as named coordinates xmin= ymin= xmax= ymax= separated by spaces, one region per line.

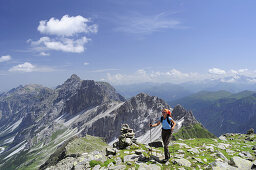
xmin=150 ymin=109 xmax=176 ymax=161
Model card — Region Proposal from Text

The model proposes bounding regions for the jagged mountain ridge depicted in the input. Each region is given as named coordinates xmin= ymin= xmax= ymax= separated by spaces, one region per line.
xmin=0 ymin=74 xmax=212 ymax=169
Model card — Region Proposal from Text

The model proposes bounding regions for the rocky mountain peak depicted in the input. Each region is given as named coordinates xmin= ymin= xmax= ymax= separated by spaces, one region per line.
xmin=63 ymin=74 xmax=82 ymax=86
xmin=172 ymin=104 xmax=199 ymax=126
xmin=54 ymin=75 xmax=82 ymax=102
xmin=70 ymin=74 xmax=80 ymax=79
xmin=62 ymin=78 xmax=125 ymax=114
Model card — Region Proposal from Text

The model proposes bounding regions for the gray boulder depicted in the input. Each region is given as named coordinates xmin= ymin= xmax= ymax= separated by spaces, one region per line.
xmin=211 ymin=160 xmax=236 ymax=170
xmin=229 ymin=156 xmax=253 ymax=169
xmin=108 ymin=165 xmax=126 ymax=170
xmin=124 ymin=154 xmax=140 ymax=163
xmin=219 ymin=135 xmax=227 ymax=141
xmin=172 ymin=158 xmax=191 ymax=167
xmin=216 ymin=151 xmax=228 ymax=162
xmin=187 ymin=148 xmax=200 ymax=154
xmin=138 ymin=163 xmax=161 ymax=170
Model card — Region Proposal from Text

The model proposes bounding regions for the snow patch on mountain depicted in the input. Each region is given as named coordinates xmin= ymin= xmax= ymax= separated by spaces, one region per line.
xmin=64 ymin=115 xmax=80 ymax=127
xmin=0 ymin=147 xmax=5 ymax=154
xmin=5 ymin=141 xmax=27 ymax=159
xmin=3 ymin=136 xmax=15 ymax=144
xmin=11 ymin=118 xmax=23 ymax=131
xmin=0 ymin=118 xmax=23 ymax=135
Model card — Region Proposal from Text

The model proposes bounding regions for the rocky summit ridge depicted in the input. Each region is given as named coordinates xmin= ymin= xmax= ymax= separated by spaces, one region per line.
xmin=0 ymin=74 xmax=212 ymax=169
xmin=38 ymin=126 xmax=256 ymax=170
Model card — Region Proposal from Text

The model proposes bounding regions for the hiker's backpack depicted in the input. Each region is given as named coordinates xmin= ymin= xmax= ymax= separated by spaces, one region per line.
xmin=160 ymin=115 xmax=173 ymax=127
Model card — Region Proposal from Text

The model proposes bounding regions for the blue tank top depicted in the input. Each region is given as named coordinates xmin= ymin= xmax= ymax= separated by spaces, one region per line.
xmin=159 ymin=116 xmax=172 ymax=130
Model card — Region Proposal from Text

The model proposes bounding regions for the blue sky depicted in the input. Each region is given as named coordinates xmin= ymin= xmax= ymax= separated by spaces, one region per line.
xmin=1 ymin=0 xmax=256 ymax=91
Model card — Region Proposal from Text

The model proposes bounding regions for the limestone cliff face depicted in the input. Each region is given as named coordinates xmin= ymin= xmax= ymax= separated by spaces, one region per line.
xmin=0 ymin=74 xmax=125 ymax=154
xmin=172 ymin=104 xmax=199 ymax=127
xmin=63 ymin=80 xmax=125 ymax=115
xmin=0 ymin=74 xmax=205 ymax=169
xmin=84 ymin=93 xmax=170 ymax=142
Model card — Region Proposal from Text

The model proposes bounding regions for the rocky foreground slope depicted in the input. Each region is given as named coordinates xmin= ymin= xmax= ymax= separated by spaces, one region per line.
xmin=38 ymin=127 xmax=256 ymax=170
xmin=0 ymin=74 xmax=213 ymax=169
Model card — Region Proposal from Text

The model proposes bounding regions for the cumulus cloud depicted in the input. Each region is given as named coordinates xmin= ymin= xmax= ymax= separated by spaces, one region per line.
xmin=208 ymin=68 xmax=226 ymax=75
xmin=38 ymin=15 xmax=98 ymax=36
xmin=9 ymin=62 xmax=35 ymax=72
xmin=30 ymin=36 xmax=89 ymax=53
xmin=9 ymin=62 xmax=54 ymax=72
xmin=29 ymin=15 xmax=97 ymax=54
xmin=83 ymin=62 xmax=89 ymax=66
xmin=0 ymin=55 xmax=11 ymax=62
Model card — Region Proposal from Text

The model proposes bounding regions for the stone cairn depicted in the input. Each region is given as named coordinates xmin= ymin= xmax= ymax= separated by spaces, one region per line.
xmin=113 ymin=124 xmax=137 ymax=149
xmin=247 ymin=128 xmax=255 ymax=135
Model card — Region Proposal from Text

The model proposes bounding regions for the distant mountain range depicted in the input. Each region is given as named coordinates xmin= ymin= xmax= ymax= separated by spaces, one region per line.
xmin=114 ymin=82 xmax=192 ymax=102
xmin=114 ymin=76 xmax=256 ymax=103
xmin=0 ymin=74 xmax=211 ymax=169
xmin=170 ymin=90 xmax=256 ymax=136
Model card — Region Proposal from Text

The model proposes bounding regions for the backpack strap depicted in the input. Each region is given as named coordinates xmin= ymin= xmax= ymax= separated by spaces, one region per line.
xmin=167 ymin=115 xmax=171 ymax=125
xmin=161 ymin=116 xmax=172 ymax=127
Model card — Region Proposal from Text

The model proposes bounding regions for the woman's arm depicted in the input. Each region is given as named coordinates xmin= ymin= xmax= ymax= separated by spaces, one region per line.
xmin=171 ymin=119 xmax=176 ymax=130
xmin=150 ymin=121 xmax=160 ymax=127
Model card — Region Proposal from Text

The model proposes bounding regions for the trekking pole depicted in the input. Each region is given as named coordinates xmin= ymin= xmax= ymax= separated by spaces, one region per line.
xmin=150 ymin=119 xmax=152 ymax=157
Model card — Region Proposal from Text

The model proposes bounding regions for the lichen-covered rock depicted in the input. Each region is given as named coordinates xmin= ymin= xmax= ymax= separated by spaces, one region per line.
xmin=187 ymin=148 xmax=200 ymax=154
xmin=172 ymin=158 xmax=191 ymax=167
xmin=229 ymin=156 xmax=253 ymax=169
xmin=211 ymin=160 xmax=236 ymax=170
xmin=138 ymin=163 xmax=161 ymax=170
xmin=219 ymin=135 xmax=227 ymax=141
xmin=216 ymin=151 xmax=228 ymax=162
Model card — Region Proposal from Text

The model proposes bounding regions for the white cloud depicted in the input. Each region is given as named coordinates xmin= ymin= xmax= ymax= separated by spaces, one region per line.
xmin=38 ymin=15 xmax=98 ymax=36
xmin=9 ymin=62 xmax=35 ymax=72
xmin=103 ymin=68 xmax=256 ymax=85
xmin=238 ymin=69 xmax=248 ymax=73
xmin=91 ymin=68 xmax=120 ymax=73
xmin=230 ymin=69 xmax=238 ymax=74
xmin=29 ymin=15 xmax=97 ymax=54
xmin=9 ymin=62 xmax=55 ymax=72
xmin=208 ymin=68 xmax=226 ymax=75
xmin=39 ymin=52 xmax=50 ymax=56
xmin=83 ymin=62 xmax=89 ymax=66
xmin=115 ymin=12 xmax=182 ymax=34
xmin=106 ymin=69 xmax=202 ymax=84
xmin=30 ymin=36 xmax=89 ymax=53
xmin=0 ymin=55 xmax=11 ymax=62
xmin=220 ymin=78 xmax=236 ymax=83
xmin=166 ymin=69 xmax=189 ymax=78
